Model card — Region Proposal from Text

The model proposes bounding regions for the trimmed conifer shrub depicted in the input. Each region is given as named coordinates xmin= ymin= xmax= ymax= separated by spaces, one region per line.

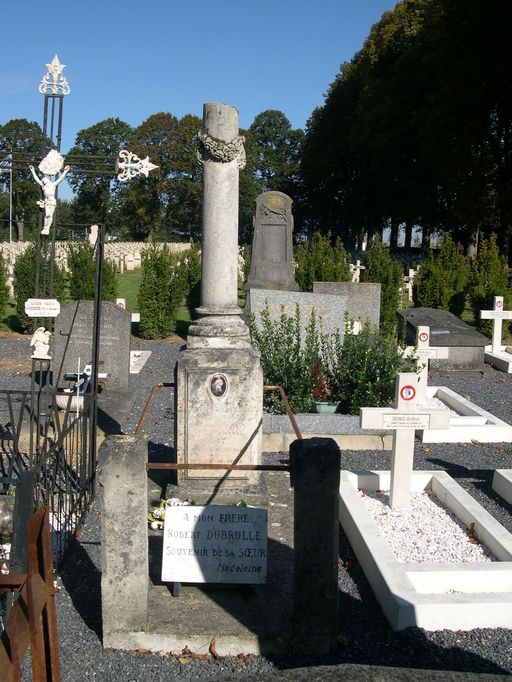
xmin=67 ymin=242 xmax=118 ymax=302
xmin=13 ymin=245 xmax=66 ymax=332
xmin=412 ymin=234 xmax=469 ymax=316
xmin=138 ymin=244 xmax=176 ymax=339
xmin=468 ymin=233 xmax=512 ymax=334
xmin=361 ymin=235 xmax=402 ymax=334
xmin=0 ymin=254 xmax=8 ymax=317
xmin=295 ymin=231 xmax=351 ymax=292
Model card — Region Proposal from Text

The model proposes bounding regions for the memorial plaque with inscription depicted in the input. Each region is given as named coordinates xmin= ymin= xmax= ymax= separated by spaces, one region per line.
xmin=52 ymin=301 xmax=131 ymax=390
xmin=161 ymin=505 xmax=267 ymax=584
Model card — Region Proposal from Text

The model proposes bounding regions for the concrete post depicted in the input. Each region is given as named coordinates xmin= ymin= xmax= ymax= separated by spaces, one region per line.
xmin=290 ymin=437 xmax=341 ymax=654
xmin=98 ymin=435 xmax=148 ymax=647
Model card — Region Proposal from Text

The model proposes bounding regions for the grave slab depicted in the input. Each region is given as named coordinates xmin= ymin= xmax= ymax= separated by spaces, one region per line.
xmin=313 ymin=281 xmax=380 ymax=329
xmin=246 ymin=289 xmax=348 ymax=340
xmin=339 ymin=469 xmax=512 ymax=631
xmin=492 ymin=469 xmax=512 ymax=504
xmin=397 ymin=308 xmax=489 ymax=368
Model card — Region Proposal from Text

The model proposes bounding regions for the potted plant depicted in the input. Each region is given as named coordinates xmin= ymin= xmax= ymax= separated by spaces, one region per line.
xmin=311 ymin=360 xmax=339 ymax=414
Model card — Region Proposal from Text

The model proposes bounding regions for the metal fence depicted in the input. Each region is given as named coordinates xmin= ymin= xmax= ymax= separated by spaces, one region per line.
xmin=0 ymin=386 xmax=94 ymax=570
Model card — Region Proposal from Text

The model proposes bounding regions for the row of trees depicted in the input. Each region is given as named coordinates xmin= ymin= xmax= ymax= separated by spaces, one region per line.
xmin=301 ymin=0 xmax=512 ymax=261
xmin=1 ymin=1 xmax=511 ymax=263
xmin=0 ymin=110 xmax=303 ymax=244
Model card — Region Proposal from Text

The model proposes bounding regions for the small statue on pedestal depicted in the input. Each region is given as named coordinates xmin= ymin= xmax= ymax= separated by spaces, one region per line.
xmin=29 ymin=150 xmax=70 ymax=235
xmin=30 ymin=327 xmax=52 ymax=359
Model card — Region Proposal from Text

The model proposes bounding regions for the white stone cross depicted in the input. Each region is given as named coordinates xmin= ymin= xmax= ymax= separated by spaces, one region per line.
xmin=403 ymin=326 xmax=449 ymax=402
xmin=350 ymin=259 xmax=366 ymax=283
xmin=480 ymin=296 xmax=512 ymax=354
xmin=360 ymin=372 xmax=450 ymax=508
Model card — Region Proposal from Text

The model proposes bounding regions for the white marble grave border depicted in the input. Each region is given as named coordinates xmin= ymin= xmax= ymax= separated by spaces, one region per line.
xmin=420 ymin=385 xmax=512 ymax=443
xmin=492 ymin=469 xmax=512 ymax=505
xmin=339 ymin=469 xmax=512 ymax=631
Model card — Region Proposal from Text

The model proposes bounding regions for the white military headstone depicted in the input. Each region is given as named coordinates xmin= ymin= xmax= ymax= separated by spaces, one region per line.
xmin=161 ymin=504 xmax=267 ymax=584
xmin=360 ymin=372 xmax=449 ymax=508
xmin=403 ymin=326 xmax=449 ymax=402
xmin=480 ymin=296 xmax=512 ymax=353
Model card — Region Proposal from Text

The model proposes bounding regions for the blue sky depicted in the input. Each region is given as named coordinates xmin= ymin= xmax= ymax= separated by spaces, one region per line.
xmin=2 ymin=1 xmax=396 ymax=198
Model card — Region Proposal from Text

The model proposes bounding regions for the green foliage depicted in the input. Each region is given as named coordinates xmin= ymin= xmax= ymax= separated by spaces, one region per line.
xmin=295 ymin=232 xmax=351 ymax=292
xmin=249 ymin=305 xmax=320 ymax=414
xmin=13 ymin=245 xmax=66 ymax=332
xmin=413 ymin=235 xmax=470 ymax=316
xmin=137 ymin=245 xmax=201 ymax=338
xmin=138 ymin=245 xmax=176 ymax=339
xmin=468 ymin=234 xmax=512 ymax=334
xmin=0 ymin=254 xmax=8 ymax=315
xmin=321 ymin=320 xmax=416 ymax=415
xmin=66 ymin=242 xmax=118 ymax=302
xmin=361 ymin=235 xmax=403 ymax=334
xmin=249 ymin=304 xmax=413 ymax=415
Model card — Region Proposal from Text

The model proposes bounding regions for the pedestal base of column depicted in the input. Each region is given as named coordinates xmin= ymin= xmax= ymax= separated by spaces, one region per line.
xmin=187 ymin=306 xmax=251 ymax=349
xmin=175 ymin=346 xmax=263 ymax=488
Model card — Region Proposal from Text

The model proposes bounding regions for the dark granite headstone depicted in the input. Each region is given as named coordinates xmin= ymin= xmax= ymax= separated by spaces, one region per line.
xmin=52 ymin=301 xmax=131 ymax=390
xmin=313 ymin=281 xmax=381 ymax=330
xmin=245 ymin=191 xmax=298 ymax=291
xmin=397 ymin=307 xmax=490 ymax=368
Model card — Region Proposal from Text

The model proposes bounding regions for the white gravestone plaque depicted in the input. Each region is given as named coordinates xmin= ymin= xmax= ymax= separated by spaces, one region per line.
xmin=24 ymin=298 xmax=60 ymax=318
xmin=161 ymin=505 xmax=267 ymax=584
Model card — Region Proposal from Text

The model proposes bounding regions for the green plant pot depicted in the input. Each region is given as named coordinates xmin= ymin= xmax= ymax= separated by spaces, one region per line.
xmin=312 ymin=401 xmax=339 ymax=414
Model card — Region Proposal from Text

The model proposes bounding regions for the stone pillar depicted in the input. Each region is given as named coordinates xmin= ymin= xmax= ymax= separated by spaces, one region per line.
xmin=187 ymin=102 xmax=250 ymax=349
xmin=98 ymin=435 xmax=148 ymax=647
xmin=175 ymin=103 xmax=262 ymax=487
xmin=290 ymin=437 xmax=340 ymax=654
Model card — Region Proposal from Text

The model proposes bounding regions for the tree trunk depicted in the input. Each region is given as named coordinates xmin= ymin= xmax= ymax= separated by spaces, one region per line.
xmin=404 ymin=221 xmax=413 ymax=249
xmin=389 ymin=218 xmax=399 ymax=250
xmin=466 ymin=229 xmax=479 ymax=258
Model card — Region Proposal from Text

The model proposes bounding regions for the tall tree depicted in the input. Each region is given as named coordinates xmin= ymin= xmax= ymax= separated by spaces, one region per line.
xmin=67 ymin=118 xmax=132 ymax=231
xmin=0 ymin=119 xmax=47 ymax=239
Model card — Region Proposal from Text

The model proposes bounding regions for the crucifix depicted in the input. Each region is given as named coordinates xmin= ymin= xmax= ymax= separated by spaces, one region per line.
xmin=360 ymin=372 xmax=449 ymax=508
xmin=480 ymin=296 xmax=512 ymax=354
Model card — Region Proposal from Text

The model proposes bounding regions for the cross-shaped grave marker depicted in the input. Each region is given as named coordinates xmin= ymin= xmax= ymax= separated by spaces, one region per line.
xmin=403 ymin=326 xmax=449 ymax=402
xmin=350 ymin=259 xmax=365 ymax=283
xmin=480 ymin=296 xmax=512 ymax=354
xmin=360 ymin=372 xmax=450 ymax=508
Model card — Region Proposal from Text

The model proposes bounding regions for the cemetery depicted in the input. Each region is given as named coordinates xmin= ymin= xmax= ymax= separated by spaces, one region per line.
xmin=1 ymin=7 xmax=512 ymax=677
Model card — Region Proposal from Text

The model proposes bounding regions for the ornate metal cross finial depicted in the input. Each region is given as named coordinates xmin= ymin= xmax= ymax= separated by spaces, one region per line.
xmin=39 ymin=54 xmax=71 ymax=95
xmin=116 ymin=150 xmax=159 ymax=182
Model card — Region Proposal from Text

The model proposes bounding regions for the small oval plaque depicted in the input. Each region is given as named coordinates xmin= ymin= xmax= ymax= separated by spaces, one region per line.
xmin=209 ymin=373 xmax=228 ymax=398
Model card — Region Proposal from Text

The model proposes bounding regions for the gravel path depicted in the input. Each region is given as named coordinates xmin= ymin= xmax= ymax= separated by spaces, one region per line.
xmin=1 ymin=338 xmax=512 ymax=678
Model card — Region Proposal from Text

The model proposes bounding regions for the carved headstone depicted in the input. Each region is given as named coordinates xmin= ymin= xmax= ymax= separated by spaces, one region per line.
xmin=245 ymin=191 xmax=298 ymax=291
xmin=52 ymin=301 xmax=131 ymax=391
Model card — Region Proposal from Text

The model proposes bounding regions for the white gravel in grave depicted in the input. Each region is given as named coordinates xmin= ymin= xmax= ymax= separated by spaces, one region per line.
xmin=359 ymin=489 xmax=497 ymax=563
xmin=416 ymin=395 xmax=459 ymax=416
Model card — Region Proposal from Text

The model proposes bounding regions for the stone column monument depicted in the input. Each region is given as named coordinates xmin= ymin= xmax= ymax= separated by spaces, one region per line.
xmin=175 ymin=102 xmax=263 ymax=486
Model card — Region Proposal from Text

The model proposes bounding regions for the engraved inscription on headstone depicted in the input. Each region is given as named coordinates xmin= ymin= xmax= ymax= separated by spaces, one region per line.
xmin=161 ymin=505 xmax=267 ymax=584
xmin=52 ymin=301 xmax=131 ymax=390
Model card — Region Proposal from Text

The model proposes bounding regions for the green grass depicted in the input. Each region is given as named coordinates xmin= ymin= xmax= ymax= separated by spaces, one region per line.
xmin=117 ymin=270 xmax=143 ymax=312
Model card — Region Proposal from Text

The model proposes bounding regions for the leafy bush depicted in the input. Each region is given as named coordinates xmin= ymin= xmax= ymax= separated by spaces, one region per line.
xmin=321 ymin=320 xmax=416 ymax=414
xmin=13 ymin=245 xmax=66 ymax=332
xmin=67 ymin=242 xmax=118 ymax=302
xmin=249 ymin=303 xmax=414 ymax=415
xmin=412 ymin=235 xmax=469 ymax=316
xmin=249 ymin=304 xmax=320 ymax=414
xmin=295 ymin=231 xmax=351 ymax=292
xmin=0 ymin=254 xmax=8 ymax=316
xmin=182 ymin=244 xmax=201 ymax=314
xmin=138 ymin=244 xmax=177 ymax=339
xmin=361 ymin=235 xmax=403 ymax=334
xmin=467 ymin=233 xmax=512 ymax=334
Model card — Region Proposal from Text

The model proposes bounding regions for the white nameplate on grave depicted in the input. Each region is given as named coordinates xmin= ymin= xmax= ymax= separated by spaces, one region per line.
xmin=24 ymin=298 xmax=60 ymax=317
xmin=161 ymin=505 xmax=267 ymax=584
xmin=382 ymin=413 xmax=430 ymax=429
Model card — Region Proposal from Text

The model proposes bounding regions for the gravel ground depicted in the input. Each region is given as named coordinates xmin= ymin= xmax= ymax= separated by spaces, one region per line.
xmin=1 ymin=337 xmax=512 ymax=678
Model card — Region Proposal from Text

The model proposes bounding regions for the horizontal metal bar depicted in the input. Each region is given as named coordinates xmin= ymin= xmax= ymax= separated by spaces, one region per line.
xmin=146 ymin=463 xmax=289 ymax=471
